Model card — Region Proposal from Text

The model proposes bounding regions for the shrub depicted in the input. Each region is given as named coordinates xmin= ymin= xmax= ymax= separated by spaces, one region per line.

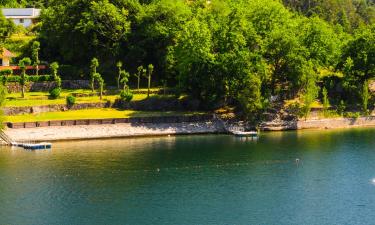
xmin=120 ymin=90 xmax=133 ymax=102
xmin=0 ymin=69 xmax=12 ymax=76
xmin=4 ymin=76 xmax=21 ymax=83
xmin=66 ymin=95 xmax=76 ymax=107
xmin=49 ymin=87 xmax=61 ymax=99
xmin=337 ymin=100 xmax=346 ymax=116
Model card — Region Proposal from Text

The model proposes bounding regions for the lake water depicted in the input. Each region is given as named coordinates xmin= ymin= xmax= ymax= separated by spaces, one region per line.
xmin=1 ymin=129 xmax=375 ymax=225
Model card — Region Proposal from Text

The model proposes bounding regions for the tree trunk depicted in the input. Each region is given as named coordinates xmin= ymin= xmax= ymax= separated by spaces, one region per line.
xmin=36 ymin=65 xmax=39 ymax=76
xmin=21 ymin=84 xmax=25 ymax=98
xmin=137 ymin=76 xmax=140 ymax=90
xmin=147 ymin=75 xmax=151 ymax=97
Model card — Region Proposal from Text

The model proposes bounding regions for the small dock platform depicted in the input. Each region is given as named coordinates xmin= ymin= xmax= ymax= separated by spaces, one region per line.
xmin=1 ymin=130 xmax=52 ymax=150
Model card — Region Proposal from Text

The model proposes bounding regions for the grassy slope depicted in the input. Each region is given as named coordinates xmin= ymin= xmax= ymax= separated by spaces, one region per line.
xmin=5 ymin=108 xmax=203 ymax=123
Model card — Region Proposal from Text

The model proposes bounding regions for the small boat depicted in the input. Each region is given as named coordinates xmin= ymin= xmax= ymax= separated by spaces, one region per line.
xmin=231 ymin=130 xmax=258 ymax=138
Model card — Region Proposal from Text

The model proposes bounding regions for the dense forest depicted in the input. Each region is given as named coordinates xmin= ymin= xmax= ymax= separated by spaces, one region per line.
xmin=0 ymin=0 xmax=374 ymax=120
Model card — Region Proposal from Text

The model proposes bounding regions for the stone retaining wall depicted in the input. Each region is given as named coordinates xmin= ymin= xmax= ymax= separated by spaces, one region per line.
xmin=297 ymin=116 xmax=375 ymax=130
xmin=6 ymin=114 xmax=213 ymax=129
xmin=4 ymin=102 xmax=108 ymax=116
xmin=6 ymin=80 xmax=91 ymax=93
xmin=261 ymin=116 xmax=375 ymax=131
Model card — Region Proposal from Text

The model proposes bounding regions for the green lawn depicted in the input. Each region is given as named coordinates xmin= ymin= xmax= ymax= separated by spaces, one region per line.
xmin=5 ymin=108 xmax=203 ymax=123
xmin=5 ymin=89 xmax=157 ymax=107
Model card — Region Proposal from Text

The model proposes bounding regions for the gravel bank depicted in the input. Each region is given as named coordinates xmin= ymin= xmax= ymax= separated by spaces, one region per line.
xmin=5 ymin=121 xmax=225 ymax=142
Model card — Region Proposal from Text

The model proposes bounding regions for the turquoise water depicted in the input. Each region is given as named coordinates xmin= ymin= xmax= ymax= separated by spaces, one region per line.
xmin=1 ymin=129 xmax=375 ymax=224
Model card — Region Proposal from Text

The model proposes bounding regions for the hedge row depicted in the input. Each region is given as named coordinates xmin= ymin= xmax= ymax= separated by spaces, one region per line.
xmin=0 ymin=75 xmax=54 ymax=83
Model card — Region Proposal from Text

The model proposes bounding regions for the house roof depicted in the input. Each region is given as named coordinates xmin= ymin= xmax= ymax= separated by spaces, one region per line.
xmin=0 ymin=48 xmax=15 ymax=58
xmin=1 ymin=8 xmax=41 ymax=19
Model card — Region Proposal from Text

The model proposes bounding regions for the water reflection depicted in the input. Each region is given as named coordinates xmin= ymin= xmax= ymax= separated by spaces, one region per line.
xmin=1 ymin=129 xmax=375 ymax=224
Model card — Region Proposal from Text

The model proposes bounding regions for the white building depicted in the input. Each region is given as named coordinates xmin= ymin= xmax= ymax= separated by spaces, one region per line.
xmin=2 ymin=8 xmax=41 ymax=28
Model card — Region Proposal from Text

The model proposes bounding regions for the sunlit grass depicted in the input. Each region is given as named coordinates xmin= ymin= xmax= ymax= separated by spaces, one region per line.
xmin=5 ymin=89 xmax=160 ymax=107
xmin=5 ymin=108 xmax=204 ymax=123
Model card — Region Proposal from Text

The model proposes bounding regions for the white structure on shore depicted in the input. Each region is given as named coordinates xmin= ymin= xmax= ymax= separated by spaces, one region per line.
xmin=1 ymin=8 xmax=41 ymax=28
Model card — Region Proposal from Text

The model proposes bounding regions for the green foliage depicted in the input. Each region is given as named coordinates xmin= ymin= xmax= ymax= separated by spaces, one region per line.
xmin=18 ymin=57 xmax=31 ymax=98
xmin=237 ymin=74 xmax=263 ymax=122
xmin=94 ymin=72 xmax=104 ymax=100
xmin=50 ymin=62 xmax=61 ymax=88
xmin=0 ymin=69 xmax=12 ymax=76
xmin=90 ymin=58 xmax=99 ymax=92
xmin=361 ymin=80 xmax=370 ymax=115
xmin=120 ymin=71 xmax=130 ymax=91
xmin=49 ymin=87 xmax=61 ymax=99
xmin=337 ymin=100 xmax=346 ymax=116
xmin=66 ymin=95 xmax=76 ymax=107
xmin=301 ymin=67 xmax=319 ymax=119
xmin=31 ymin=41 xmax=40 ymax=75
xmin=134 ymin=66 xmax=143 ymax=90
xmin=116 ymin=61 xmax=123 ymax=90
xmin=322 ymin=87 xmax=330 ymax=117
xmin=119 ymin=89 xmax=133 ymax=102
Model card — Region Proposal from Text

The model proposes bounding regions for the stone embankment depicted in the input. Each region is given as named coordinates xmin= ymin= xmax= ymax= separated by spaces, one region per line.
xmin=260 ymin=116 xmax=375 ymax=131
xmin=5 ymin=121 xmax=225 ymax=142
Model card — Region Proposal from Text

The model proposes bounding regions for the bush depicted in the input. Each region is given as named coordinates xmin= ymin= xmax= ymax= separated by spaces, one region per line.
xmin=49 ymin=87 xmax=61 ymax=99
xmin=0 ymin=75 xmax=54 ymax=83
xmin=28 ymin=75 xmax=54 ymax=82
xmin=66 ymin=95 xmax=76 ymax=107
xmin=4 ymin=76 xmax=21 ymax=83
xmin=0 ymin=69 xmax=12 ymax=76
xmin=120 ymin=90 xmax=133 ymax=102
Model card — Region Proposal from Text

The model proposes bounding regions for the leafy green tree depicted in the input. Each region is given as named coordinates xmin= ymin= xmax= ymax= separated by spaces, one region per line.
xmin=301 ymin=66 xmax=319 ymax=120
xmin=134 ymin=66 xmax=143 ymax=90
xmin=116 ymin=61 xmax=123 ymax=90
xmin=18 ymin=57 xmax=31 ymax=98
xmin=237 ymin=74 xmax=263 ymax=122
xmin=145 ymin=64 xmax=154 ymax=97
xmin=322 ymin=87 xmax=330 ymax=117
xmin=94 ymin=73 xmax=104 ymax=100
xmin=120 ymin=71 xmax=130 ymax=91
xmin=31 ymin=41 xmax=41 ymax=75
xmin=90 ymin=58 xmax=99 ymax=92
xmin=40 ymin=0 xmax=130 ymax=66
xmin=50 ymin=62 xmax=61 ymax=89
xmin=362 ymin=79 xmax=370 ymax=115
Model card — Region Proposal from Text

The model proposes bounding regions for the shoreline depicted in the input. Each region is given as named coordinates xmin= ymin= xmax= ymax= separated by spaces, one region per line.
xmin=4 ymin=121 xmax=226 ymax=142
xmin=4 ymin=116 xmax=375 ymax=142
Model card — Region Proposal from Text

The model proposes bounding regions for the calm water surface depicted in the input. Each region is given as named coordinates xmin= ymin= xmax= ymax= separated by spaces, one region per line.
xmin=1 ymin=129 xmax=375 ymax=225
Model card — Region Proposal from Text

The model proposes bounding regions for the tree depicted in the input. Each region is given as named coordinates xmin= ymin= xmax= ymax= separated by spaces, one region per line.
xmin=90 ymin=58 xmax=99 ymax=92
xmin=50 ymin=62 xmax=61 ymax=89
xmin=301 ymin=68 xmax=319 ymax=120
xmin=19 ymin=57 xmax=31 ymax=98
xmin=362 ymin=80 xmax=370 ymax=115
xmin=145 ymin=64 xmax=154 ymax=97
xmin=116 ymin=61 xmax=123 ymax=90
xmin=0 ymin=83 xmax=7 ymax=129
xmin=134 ymin=66 xmax=143 ymax=90
xmin=237 ymin=74 xmax=263 ymax=123
xmin=94 ymin=72 xmax=104 ymax=100
xmin=120 ymin=71 xmax=130 ymax=91
xmin=40 ymin=0 xmax=131 ymax=67
xmin=322 ymin=87 xmax=330 ymax=117
xmin=31 ymin=41 xmax=41 ymax=75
